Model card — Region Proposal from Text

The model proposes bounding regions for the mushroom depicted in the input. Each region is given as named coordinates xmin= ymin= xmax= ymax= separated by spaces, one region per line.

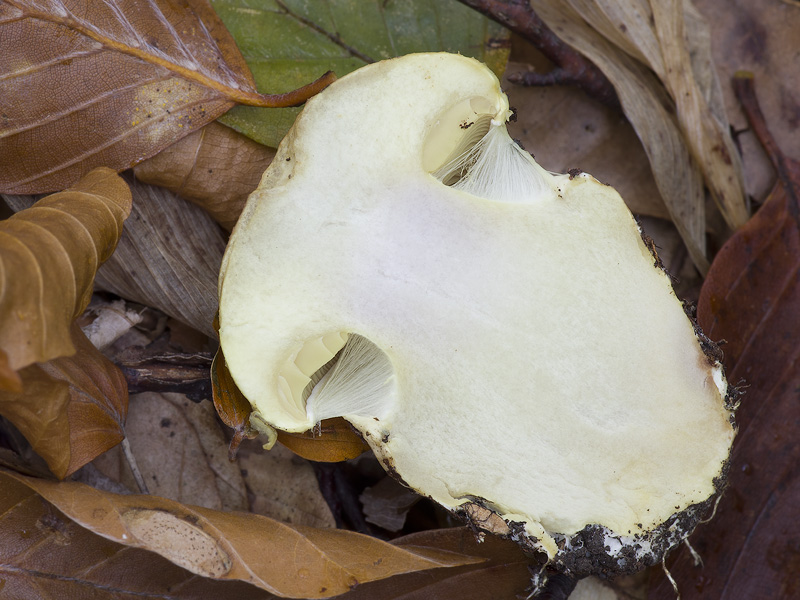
xmin=218 ymin=53 xmax=735 ymax=581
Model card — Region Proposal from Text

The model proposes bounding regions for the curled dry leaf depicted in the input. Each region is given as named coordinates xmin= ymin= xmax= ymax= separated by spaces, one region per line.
xmin=0 ymin=472 xmax=279 ymax=599
xmin=0 ymin=324 xmax=128 ymax=479
xmin=0 ymin=0 xmax=334 ymax=194
xmin=93 ymin=392 xmax=248 ymax=512
xmin=4 ymin=179 xmax=223 ymax=339
xmin=0 ymin=167 xmax=131 ymax=376
xmin=5 ymin=471 xmax=483 ymax=598
xmin=134 ymin=121 xmax=275 ymax=230
xmin=649 ymin=74 xmax=800 ymax=600
xmin=570 ymin=0 xmax=747 ymax=230
xmin=277 ymin=418 xmax=371 ymax=463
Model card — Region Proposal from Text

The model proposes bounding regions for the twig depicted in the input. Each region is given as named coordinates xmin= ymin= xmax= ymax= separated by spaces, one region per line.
xmin=116 ymin=351 xmax=213 ymax=401
xmin=455 ymin=0 xmax=620 ymax=109
xmin=121 ymin=437 xmax=150 ymax=494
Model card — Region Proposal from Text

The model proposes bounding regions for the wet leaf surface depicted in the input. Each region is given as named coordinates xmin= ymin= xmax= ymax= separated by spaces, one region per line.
xmin=0 ymin=0 xmax=331 ymax=194
xmin=0 ymin=168 xmax=131 ymax=375
xmin=649 ymin=74 xmax=800 ymax=600
xmin=4 ymin=470 xmax=483 ymax=598
xmin=0 ymin=324 xmax=127 ymax=479
xmin=213 ymin=0 xmax=511 ymax=147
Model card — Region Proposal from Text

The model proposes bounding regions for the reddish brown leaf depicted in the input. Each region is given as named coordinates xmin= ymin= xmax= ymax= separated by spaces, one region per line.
xmin=134 ymin=121 xmax=275 ymax=230
xmin=0 ymin=324 xmax=128 ymax=479
xmin=0 ymin=167 xmax=131 ymax=376
xmin=212 ymin=345 xmax=258 ymax=459
xmin=650 ymin=74 xmax=800 ymax=599
xmin=277 ymin=418 xmax=370 ymax=463
xmin=4 ymin=471 xmax=483 ymax=598
xmin=339 ymin=527 xmax=533 ymax=600
xmin=0 ymin=472 xmax=279 ymax=599
xmin=0 ymin=0 xmax=334 ymax=194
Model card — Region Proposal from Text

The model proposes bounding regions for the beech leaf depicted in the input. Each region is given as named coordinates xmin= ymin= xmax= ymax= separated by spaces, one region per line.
xmin=0 ymin=324 xmax=128 ymax=479
xmin=338 ymin=528 xmax=533 ymax=600
xmin=237 ymin=442 xmax=337 ymax=529
xmin=7 ymin=178 xmax=227 ymax=339
xmin=0 ymin=473 xmax=280 ymax=599
xmin=0 ymin=0 xmax=334 ymax=194
xmin=649 ymin=74 xmax=800 ymax=599
xmin=4 ymin=471 xmax=483 ymax=598
xmin=0 ymin=167 xmax=131 ymax=376
xmin=134 ymin=121 xmax=275 ymax=230
xmin=213 ymin=0 xmax=511 ymax=147
xmin=276 ymin=418 xmax=370 ymax=463
xmin=93 ymin=392 xmax=248 ymax=512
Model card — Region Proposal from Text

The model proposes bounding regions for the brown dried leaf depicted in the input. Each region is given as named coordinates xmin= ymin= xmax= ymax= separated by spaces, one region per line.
xmin=277 ymin=418 xmax=371 ymax=463
xmin=549 ymin=0 xmax=747 ymax=231
xmin=0 ymin=168 xmax=131 ymax=375
xmin=337 ymin=527 xmax=532 ymax=600
xmin=693 ymin=0 xmax=800 ymax=203
xmin=238 ymin=442 xmax=336 ymax=529
xmin=212 ymin=345 xmax=259 ymax=458
xmin=98 ymin=179 xmax=224 ymax=338
xmin=4 ymin=471 xmax=483 ymax=598
xmin=649 ymin=74 xmax=800 ymax=599
xmin=0 ymin=0 xmax=333 ymax=194
xmin=135 ymin=121 xmax=275 ymax=230
xmin=93 ymin=392 xmax=248 ymax=512
xmin=504 ymin=56 xmax=669 ymax=220
xmin=0 ymin=324 xmax=127 ymax=479
xmin=528 ymin=0 xmax=710 ymax=270
xmin=360 ymin=476 xmax=421 ymax=533
xmin=4 ymin=180 xmax=223 ymax=339
xmin=0 ymin=472 xmax=278 ymax=599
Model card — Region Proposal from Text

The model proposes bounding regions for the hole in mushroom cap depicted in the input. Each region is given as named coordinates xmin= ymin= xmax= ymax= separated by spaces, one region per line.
xmin=422 ymin=96 xmax=496 ymax=174
xmin=278 ymin=333 xmax=396 ymax=426
xmin=425 ymin=99 xmax=556 ymax=204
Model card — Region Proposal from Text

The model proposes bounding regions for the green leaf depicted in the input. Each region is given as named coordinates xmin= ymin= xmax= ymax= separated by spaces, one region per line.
xmin=211 ymin=0 xmax=511 ymax=147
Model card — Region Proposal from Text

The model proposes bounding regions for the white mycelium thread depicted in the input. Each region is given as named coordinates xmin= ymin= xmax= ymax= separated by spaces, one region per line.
xmin=433 ymin=122 xmax=553 ymax=204
xmin=305 ymin=334 xmax=394 ymax=424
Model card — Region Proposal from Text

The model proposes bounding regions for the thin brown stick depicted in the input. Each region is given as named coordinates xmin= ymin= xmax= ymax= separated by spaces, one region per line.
xmin=456 ymin=0 xmax=619 ymax=109
xmin=117 ymin=351 xmax=213 ymax=401
xmin=121 ymin=437 xmax=150 ymax=494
